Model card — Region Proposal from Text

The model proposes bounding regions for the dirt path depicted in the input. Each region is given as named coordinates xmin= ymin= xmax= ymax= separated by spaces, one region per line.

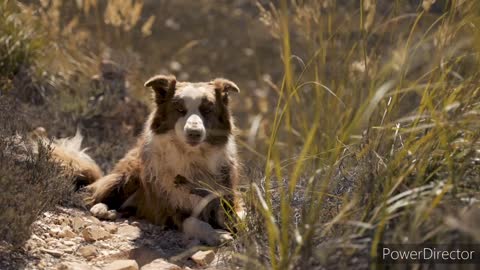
xmin=0 ymin=207 xmax=231 ymax=270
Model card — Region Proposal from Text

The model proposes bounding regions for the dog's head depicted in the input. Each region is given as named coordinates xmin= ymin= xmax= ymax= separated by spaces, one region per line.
xmin=145 ymin=75 xmax=239 ymax=147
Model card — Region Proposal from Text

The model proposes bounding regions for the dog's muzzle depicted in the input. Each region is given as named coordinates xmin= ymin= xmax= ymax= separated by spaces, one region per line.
xmin=184 ymin=114 xmax=205 ymax=145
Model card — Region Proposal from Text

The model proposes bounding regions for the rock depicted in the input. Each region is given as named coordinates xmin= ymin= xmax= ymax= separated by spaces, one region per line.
xmin=78 ymin=245 xmax=98 ymax=259
xmin=103 ymin=224 xmax=118 ymax=234
xmin=40 ymin=248 xmax=64 ymax=257
xmin=87 ymin=216 xmax=101 ymax=224
xmin=140 ymin=259 xmax=181 ymax=270
xmin=127 ymin=247 xmax=164 ymax=267
xmin=31 ymin=233 xmax=45 ymax=243
xmin=102 ymin=260 xmax=138 ymax=270
xmin=190 ymin=250 xmax=215 ymax=266
xmin=47 ymin=239 xmax=58 ymax=245
xmin=50 ymin=227 xmax=62 ymax=236
xmin=25 ymin=240 xmax=37 ymax=251
xmin=59 ymin=227 xmax=76 ymax=238
xmin=63 ymin=240 xmax=76 ymax=246
xmin=72 ymin=217 xmax=87 ymax=232
xmin=62 ymin=247 xmax=76 ymax=254
xmin=57 ymin=261 xmax=98 ymax=270
xmin=117 ymin=225 xmax=140 ymax=240
xmin=38 ymin=259 xmax=48 ymax=268
xmin=59 ymin=216 xmax=70 ymax=227
xmin=82 ymin=226 xmax=110 ymax=242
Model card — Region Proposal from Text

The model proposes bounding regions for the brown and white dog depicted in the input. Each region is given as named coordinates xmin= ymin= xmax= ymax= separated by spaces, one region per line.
xmin=85 ymin=75 xmax=244 ymax=245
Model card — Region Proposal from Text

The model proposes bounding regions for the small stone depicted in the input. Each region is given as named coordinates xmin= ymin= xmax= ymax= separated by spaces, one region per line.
xmin=117 ymin=225 xmax=140 ymax=240
xmin=31 ymin=233 xmax=45 ymax=243
xmin=57 ymin=261 xmax=98 ymax=270
xmin=59 ymin=227 xmax=76 ymax=238
xmin=63 ymin=240 xmax=76 ymax=246
xmin=72 ymin=217 xmax=86 ymax=232
xmin=62 ymin=247 xmax=75 ymax=254
xmin=47 ymin=239 xmax=58 ymax=245
xmin=50 ymin=227 xmax=62 ymax=236
xmin=78 ymin=245 xmax=98 ymax=259
xmin=40 ymin=248 xmax=64 ymax=257
xmin=101 ymin=260 xmax=138 ymax=270
xmin=25 ymin=241 xmax=37 ymax=251
xmin=82 ymin=226 xmax=110 ymax=242
xmin=59 ymin=217 xmax=70 ymax=227
xmin=190 ymin=250 xmax=215 ymax=266
xmin=140 ymin=259 xmax=181 ymax=270
xmin=103 ymin=224 xmax=118 ymax=234
xmin=38 ymin=259 xmax=47 ymax=268
xmin=87 ymin=216 xmax=101 ymax=224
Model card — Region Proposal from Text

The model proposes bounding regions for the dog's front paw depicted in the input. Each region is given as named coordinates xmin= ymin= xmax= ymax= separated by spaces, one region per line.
xmin=183 ymin=217 xmax=233 ymax=246
xmin=90 ymin=203 xmax=117 ymax=220
xmin=215 ymin=229 xmax=234 ymax=244
xmin=202 ymin=229 xmax=233 ymax=246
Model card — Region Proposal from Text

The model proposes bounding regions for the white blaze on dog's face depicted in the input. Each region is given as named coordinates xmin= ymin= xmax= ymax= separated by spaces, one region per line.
xmin=173 ymin=84 xmax=212 ymax=146
xmin=144 ymin=75 xmax=240 ymax=147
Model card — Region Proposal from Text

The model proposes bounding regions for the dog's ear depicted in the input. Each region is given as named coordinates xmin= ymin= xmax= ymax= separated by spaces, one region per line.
xmin=144 ymin=75 xmax=176 ymax=103
xmin=212 ymin=78 xmax=240 ymax=105
xmin=212 ymin=78 xmax=240 ymax=93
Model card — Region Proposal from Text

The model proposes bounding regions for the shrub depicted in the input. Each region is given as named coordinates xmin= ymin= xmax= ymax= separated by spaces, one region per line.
xmin=0 ymin=0 xmax=43 ymax=86
xmin=0 ymin=97 xmax=73 ymax=247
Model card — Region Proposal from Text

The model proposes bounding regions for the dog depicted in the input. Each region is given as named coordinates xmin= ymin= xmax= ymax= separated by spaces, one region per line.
xmin=83 ymin=75 xmax=244 ymax=245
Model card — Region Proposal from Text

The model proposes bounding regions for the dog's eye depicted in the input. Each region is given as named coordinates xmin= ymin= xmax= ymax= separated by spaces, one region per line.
xmin=172 ymin=101 xmax=186 ymax=114
xmin=200 ymin=106 xmax=213 ymax=115
xmin=176 ymin=107 xmax=186 ymax=114
xmin=201 ymin=107 xmax=212 ymax=114
xmin=200 ymin=102 xmax=214 ymax=115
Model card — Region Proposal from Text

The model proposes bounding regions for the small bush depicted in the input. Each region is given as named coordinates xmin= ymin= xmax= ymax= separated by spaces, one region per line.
xmin=0 ymin=1 xmax=42 ymax=85
xmin=0 ymin=97 xmax=73 ymax=247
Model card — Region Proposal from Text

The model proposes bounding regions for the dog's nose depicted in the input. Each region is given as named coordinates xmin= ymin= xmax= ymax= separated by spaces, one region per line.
xmin=189 ymin=121 xmax=200 ymax=129
xmin=186 ymin=128 xmax=203 ymax=141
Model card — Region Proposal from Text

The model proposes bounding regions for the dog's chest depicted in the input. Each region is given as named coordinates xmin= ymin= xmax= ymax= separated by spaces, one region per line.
xmin=142 ymin=140 xmax=228 ymax=210
xmin=146 ymin=136 xmax=225 ymax=187
xmin=137 ymin=133 xmax=235 ymax=212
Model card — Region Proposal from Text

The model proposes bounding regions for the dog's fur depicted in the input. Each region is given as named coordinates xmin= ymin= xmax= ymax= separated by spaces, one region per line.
xmin=82 ymin=75 xmax=244 ymax=245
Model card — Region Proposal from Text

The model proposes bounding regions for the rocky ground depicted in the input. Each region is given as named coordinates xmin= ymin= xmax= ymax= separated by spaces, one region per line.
xmin=0 ymin=206 xmax=232 ymax=270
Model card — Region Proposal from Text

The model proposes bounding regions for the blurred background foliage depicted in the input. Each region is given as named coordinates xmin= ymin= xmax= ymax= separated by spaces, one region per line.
xmin=1 ymin=0 xmax=480 ymax=269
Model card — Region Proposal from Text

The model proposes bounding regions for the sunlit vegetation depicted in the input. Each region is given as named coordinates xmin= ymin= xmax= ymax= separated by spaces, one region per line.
xmin=0 ymin=0 xmax=479 ymax=269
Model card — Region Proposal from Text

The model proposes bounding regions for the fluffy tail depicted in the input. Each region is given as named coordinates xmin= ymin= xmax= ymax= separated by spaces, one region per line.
xmin=32 ymin=127 xmax=103 ymax=189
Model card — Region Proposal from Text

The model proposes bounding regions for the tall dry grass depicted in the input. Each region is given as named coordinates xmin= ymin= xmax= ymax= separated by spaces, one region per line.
xmin=234 ymin=1 xmax=480 ymax=269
